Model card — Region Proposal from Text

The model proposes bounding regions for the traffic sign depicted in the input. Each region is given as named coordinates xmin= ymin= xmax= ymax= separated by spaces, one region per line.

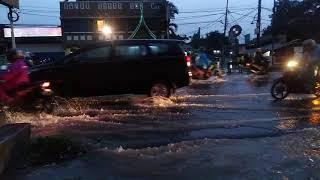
xmin=229 ymin=25 xmax=242 ymax=37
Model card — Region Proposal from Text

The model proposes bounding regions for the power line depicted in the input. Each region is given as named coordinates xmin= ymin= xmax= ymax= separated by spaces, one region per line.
xmin=179 ymin=7 xmax=256 ymax=14
xmin=19 ymin=12 xmax=60 ymax=18
xmin=175 ymin=12 xmax=226 ymax=21
xmin=20 ymin=8 xmax=60 ymax=13
xmin=175 ymin=8 xmax=256 ymax=21
xmin=19 ymin=5 xmax=60 ymax=10
xmin=261 ymin=7 xmax=273 ymax=12
xmin=182 ymin=15 xmax=225 ymax=35
xmin=229 ymin=9 xmax=257 ymax=24
xmin=231 ymin=11 xmax=270 ymax=22
xmin=177 ymin=19 xmax=224 ymax=26
xmin=180 ymin=6 xmax=255 ymax=11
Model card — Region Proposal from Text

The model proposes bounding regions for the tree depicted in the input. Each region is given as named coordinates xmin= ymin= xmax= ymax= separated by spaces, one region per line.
xmin=191 ymin=30 xmax=228 ymax=50
xmin=265 ymin=0 xmax=320 ymax=41
xmin=168 ymin=1 xmax=179 ymax=38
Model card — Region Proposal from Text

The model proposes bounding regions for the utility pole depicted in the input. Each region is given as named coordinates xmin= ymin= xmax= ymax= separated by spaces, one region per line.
xmin=9 ymin=7 xmax=16 ymax=49
xmin=0 ymin=1 xmax=18 ymax=49
xmin=256 ymin=0 xmax=262 ymax=47
xmin=221 ymin=0 xmax=229 ymax=69
xmin=271 ymin=0 xmax=276 ymax=64
xmin=223 ymin=0 xmax=229 ymax=37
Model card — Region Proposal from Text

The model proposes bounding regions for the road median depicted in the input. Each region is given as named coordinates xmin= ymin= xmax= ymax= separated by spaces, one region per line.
xmin=0 ymin=123 xmax=31 ymax=174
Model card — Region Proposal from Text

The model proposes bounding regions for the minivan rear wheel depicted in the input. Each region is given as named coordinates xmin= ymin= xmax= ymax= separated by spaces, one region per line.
xmin=149 ymin=82 xmax=172 ymax=98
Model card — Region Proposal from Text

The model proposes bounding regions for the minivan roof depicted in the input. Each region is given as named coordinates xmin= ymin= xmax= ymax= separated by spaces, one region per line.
xmin=86 ymin=39 xmax=185 ymax=47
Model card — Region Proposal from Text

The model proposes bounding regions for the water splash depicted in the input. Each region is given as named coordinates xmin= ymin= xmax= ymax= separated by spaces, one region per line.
xmin=131 ymin=96 xmax=177 ymax=108
xmin=191 ymin=76 xmax=226 ymax=85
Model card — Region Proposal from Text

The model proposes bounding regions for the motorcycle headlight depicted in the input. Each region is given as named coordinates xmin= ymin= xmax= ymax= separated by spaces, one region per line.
xmin=41 ymin=82 xmax=51 ymax=88
xmin=287 ymin=60 xmax=298 ymax=68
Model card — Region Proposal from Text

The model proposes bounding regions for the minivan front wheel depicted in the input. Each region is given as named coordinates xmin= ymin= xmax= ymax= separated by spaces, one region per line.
xmin=149 ymin=82 xmax=172 ymax=98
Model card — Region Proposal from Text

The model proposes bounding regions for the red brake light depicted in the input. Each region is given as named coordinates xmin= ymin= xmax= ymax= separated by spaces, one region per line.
xmin=185 ymin=56 xmax=191 ymax=62
xmin=185 ymin=56 xmax=191 ymax=67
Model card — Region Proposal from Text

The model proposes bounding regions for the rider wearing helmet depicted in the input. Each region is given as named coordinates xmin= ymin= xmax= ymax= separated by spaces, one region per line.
xmin=0 ymin=49 xmax=30 ymax=104
xmin=302 ymin=39 xmax=320 ymax=66
xmin=301 ymin=39 xmax=320 ymax=91
xmin=251 ymin=48 xmax=269 ymax=73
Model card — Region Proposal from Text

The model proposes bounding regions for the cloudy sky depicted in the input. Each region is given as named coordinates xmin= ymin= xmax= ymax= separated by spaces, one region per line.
xmin=0 ymin=0 xmax=274 ymax=41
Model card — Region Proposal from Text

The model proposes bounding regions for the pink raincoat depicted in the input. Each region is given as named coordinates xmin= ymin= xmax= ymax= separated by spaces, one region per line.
xmin=0 ymin=59 xmax=30 ymax=103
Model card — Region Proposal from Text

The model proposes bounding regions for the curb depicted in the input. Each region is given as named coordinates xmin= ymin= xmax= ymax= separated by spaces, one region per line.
xmin=0 ymin=123 xmax=31 ymax=174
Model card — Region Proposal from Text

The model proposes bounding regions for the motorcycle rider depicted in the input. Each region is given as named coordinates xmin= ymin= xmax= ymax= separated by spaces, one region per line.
xmin=0 ymin=49 xmax=30 ymax=104
xmin=252 ymin=48 xmax=269 ymax=73
xmin=301 ymin=39 xmax=320 ymax=91
xmin=195 ymin=47 xmax=212 ymax=70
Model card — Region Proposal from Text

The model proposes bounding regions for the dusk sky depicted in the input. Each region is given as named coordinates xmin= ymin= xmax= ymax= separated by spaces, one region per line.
xmin=0 ymin=0 xmax=274 ymax=41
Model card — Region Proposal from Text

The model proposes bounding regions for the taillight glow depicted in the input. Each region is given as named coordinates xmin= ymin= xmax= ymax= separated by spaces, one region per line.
xmin=185 ymin=56 xmax=191 ymax=67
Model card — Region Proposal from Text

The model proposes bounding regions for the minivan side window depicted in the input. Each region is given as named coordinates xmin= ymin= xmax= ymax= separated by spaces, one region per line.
xmin=148 ymin=44 xmax=169 ymax=56
xmin=73 ymin=46 xmax=112 ymax=63
xmin=114 ymin=45 xmax=147 ymax=58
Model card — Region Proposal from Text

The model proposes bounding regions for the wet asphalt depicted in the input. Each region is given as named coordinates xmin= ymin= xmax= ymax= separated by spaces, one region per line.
xmin=4 ymin=71 xmax=320 ymax=179
xmin=43 ymin=71 xmax=320 ymax=149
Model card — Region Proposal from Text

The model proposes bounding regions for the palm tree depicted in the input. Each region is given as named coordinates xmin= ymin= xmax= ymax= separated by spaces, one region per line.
xmin=167 ymin=1 xmax=179 ymax=38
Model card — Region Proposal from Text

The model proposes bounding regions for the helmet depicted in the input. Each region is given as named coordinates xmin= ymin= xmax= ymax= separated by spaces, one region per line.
xmin=6 ymin=49 xmax=24 ymax=62
xmin=303 ymin=39 xmax=317 ymax=51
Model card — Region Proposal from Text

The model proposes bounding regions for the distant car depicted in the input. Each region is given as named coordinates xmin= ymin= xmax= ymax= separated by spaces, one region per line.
xmin=30 ymin=40 xmax=191 ymax=98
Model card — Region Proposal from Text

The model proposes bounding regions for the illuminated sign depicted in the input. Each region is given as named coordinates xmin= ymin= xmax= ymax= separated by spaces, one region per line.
xmin=60 ymin=1 xmax=166 ymax=18
xmin=4 ymin=27 xmax=62 ymax=38
xmin=0 ymin=0 xmax=19 ymax=8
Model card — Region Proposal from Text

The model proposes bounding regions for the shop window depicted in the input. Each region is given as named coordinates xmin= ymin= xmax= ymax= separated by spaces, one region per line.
xmin=97 ymin=20 xmax=105 ymax=32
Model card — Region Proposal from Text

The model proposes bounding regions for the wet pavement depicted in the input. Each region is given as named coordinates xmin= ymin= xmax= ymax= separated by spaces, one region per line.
xmin=3 ymin=72 xmax=320 ymax=179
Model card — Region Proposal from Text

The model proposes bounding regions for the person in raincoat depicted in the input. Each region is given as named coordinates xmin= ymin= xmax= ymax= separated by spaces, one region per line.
xmin=0 ymin=49 xmax=30 ymax=104
xmin=195 ymin=48 xmax=212 ymax=70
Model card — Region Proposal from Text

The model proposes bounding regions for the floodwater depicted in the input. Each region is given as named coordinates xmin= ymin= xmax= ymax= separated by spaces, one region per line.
xmin=2 ymin=73 xmax=320 ymax=145
xmin=4 ymin=72 xmax=320 ymax=179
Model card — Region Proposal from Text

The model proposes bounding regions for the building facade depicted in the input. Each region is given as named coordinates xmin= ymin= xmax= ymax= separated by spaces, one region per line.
xmin=60 ymin=0 xmax=169 ymax=48
xmin=0 ymin=25 xmax=64 ymax=59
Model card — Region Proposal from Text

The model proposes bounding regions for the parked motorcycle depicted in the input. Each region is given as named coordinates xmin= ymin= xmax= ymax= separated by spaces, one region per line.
xmin=0 ymin=81 xmax=55 ymax=113
xmin=271 ymin=59 xmax=320 ymax=100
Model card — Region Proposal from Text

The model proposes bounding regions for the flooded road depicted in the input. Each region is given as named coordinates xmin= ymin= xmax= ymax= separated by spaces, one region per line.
xmin=4 ymin=72 xmax=320 ymax=179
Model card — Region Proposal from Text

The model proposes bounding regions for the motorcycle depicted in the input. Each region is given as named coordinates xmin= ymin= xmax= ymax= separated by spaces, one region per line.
xmin=247 ymin=61 xmax=270 ymax=75
xmin=0 ymin=81 xmax=55 ymax=113
xmin=190 ymin=64 xmax=216 ymax=80
xmin=271 ymin=59 xmax=320 ymax=100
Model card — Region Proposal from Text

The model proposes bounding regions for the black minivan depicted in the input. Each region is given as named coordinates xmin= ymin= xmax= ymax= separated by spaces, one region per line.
xmin=30 ymin=40 xmax=191 ymax=98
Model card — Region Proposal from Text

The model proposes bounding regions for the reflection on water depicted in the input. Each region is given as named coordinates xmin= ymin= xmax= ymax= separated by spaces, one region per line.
xmin=309 ymin=112 xmax=320 ymax=126
xmin=247 ymin=74 xmax=271 ymax=87
xmin=275 ymin=99 xmax=320 ymax=130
